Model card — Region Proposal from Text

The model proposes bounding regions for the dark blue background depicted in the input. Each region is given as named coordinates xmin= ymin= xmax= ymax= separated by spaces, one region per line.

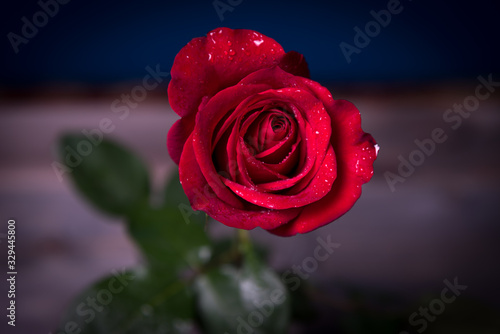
xmin=1 ymin=0 xmax=499 ymax=86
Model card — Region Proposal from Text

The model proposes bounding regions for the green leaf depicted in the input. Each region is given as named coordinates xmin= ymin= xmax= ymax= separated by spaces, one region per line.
xmin=163 ymin=170 xmax=207 ymax=226
xmin=59 ymin=134 xmax=150 ymax=217
xmin=59 ymin=268 xmax=196 ymax=334
xmin=163 ymin=170 xmax=188 ymax=208
xmin=127 ymin=204 xmax=210 ymax=274
xmin=194 ymin=250 xmax=291 ymax=334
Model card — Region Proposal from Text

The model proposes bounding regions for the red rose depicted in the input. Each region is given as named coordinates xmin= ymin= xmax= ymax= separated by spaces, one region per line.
xmin=167 ymin=28 xmax=377 ymax=236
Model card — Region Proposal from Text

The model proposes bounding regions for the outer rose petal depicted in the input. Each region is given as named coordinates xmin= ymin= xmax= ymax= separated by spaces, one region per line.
xmin=168 ymin=28 xmax=283 ymax=118
xmin=167 ymin=114 xmax=195 ymax=165
xmin=269 ymin=100 xmax=377 ymax=236
xmin=278 ymin=51 xmax=310 ymax=78
xmin=179 ymin=133 xmax=301 ymax=230
xmin=168 ymin=28 xmax=310 ymax=121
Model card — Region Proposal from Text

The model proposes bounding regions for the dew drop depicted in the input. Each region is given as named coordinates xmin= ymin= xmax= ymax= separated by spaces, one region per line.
xmin=254 ymin=39 xmax=264 ymax=46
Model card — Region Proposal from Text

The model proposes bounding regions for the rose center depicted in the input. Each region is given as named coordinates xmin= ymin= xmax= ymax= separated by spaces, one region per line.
xmin=244 ymin=110 xmax=294 ymax=154
xmin=271 ymin=116 xmax=286 ymax=132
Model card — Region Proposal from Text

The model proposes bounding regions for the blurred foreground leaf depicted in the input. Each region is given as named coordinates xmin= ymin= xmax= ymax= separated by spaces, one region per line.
xmin=59 ymin=135 xmax=150 ymax=217
xmin=163 ymin=170 xmax=189 ymax=208
xmin=194 ymin=247 xmax=290 ymax=334
xmin=60 ymin=268 xmax=195 ymax=334
xmin=126 ymin=171 xmax=210 ymax=273
xmin=127 ymin=204 xmax=210 ymax=274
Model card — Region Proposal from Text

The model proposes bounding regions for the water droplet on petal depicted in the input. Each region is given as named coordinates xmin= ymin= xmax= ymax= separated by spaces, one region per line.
xmin=254 ymin=39 xmax=264 ymax=46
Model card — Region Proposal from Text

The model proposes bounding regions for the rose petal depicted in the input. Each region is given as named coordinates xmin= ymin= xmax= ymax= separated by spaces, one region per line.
xmin=253 ymin=141 xmax=301 ymax=192
xmin=268 ymin=100 xmax=377 ymax=236
xmin=222 ymin=146 xmax=336 ymax=210
xmin=179 ymin=134 xmax=301 ymax=230
xmin=242 ymin=87 xmax=333 ymax=196
xmin=193 ymin=83 xmax=272 ymax=209
xmin=244 ymin=108 xmax=297 ymax=164
xmin=278 ymin=51 xmax=310 ymax=78
xmin=168 ymin=28 xmax=286 ymax=118
xmin=167 ymin=114 xmax=196 ymax=164
xmin=225 ymin=101 xmax=266 ymax=184
xmin=238 ymin=137 xmax=288 ymax=184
